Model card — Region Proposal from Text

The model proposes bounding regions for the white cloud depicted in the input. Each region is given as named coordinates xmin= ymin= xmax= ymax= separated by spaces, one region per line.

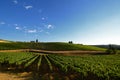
xmin=27 ymin=29 xmax=37 ymax=33
xmin=24 ymin=5 xmax=33 ymax=10
xmin=47 ymin=24 xmax=54 ymax=29
xmin=14 ymin=24 xmax=21 ymax=30
xmin=13 ymin=0 xmax=18 ymax=4
xmin=0 ymin=22 xmax=5 ymax=25
xmin=42 ymin=17 xmax=45 ymax=20
xmin=15 ymin=27 xmax=20 ymax=30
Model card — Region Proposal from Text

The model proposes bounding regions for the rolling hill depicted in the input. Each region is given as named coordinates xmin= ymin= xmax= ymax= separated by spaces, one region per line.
xmin=0 ymin=40 xmax=106 ymax=51
xmin=93 ymin=44 xmax=120 ymax=50
xmin=0 ymin=39 xmax=11 ymax=43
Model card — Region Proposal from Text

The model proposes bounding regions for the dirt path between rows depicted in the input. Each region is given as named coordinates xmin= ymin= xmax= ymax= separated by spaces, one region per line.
xmin=0 ymin=49 xmax=29 ymax=52
xmin=0 ymin=72 xmax=32 ymax=80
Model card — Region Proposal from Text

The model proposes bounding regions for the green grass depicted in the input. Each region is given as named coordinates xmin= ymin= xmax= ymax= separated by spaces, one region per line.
xmin=0 ymin=42 xmax=29 ymax=50
xmin=0 ymin=42 xmax=106 ymax=51
xmin=37 ymin=42 xmax=106 ymax=51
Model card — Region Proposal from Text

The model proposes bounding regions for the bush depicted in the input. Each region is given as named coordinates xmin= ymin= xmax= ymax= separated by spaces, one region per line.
xmin=106 ymin=44 xmax=117 ymax=54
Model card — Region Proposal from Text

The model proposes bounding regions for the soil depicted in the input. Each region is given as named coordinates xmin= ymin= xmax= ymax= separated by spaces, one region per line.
xmin=0 ymin=72 xmax=32 ymax=80
xmin=0 ymin=71 xmax=80 ymax=80
xmin=0 ymin=49 xmax=106 ymax=55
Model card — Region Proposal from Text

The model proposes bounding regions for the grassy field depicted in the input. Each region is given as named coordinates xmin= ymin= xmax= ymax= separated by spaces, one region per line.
xmin=0 ymin=42 xmax=106 ymax=51
xmin=0 ymin=52 xmax=120 ymax=80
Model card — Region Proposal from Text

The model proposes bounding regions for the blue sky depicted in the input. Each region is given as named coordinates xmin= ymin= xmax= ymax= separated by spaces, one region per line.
xmin=0 ymin=0 xmax=120 ymax=44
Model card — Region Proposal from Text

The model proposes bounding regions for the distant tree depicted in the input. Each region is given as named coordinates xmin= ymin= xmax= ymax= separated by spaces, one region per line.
xmin=106 ymin=44 xmax=117 ymax=54
xmin=36 ymin=39 xmax=38 ymax=43
xmin=69 ymin=41 xmax=73 ymax=44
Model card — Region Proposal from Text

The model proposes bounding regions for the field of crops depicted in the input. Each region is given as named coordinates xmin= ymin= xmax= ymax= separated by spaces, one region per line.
xmin=49 ymin=54 xmax=120 ymax=80
xmin=0 ymin=52 xmax=51 ymax=72
xmin=0 ymin=52 xmax=120 ymax=80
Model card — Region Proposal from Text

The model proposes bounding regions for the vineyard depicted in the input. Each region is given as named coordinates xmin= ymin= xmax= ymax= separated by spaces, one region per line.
xmin=0 ymin=52 xmax=120 ymax=80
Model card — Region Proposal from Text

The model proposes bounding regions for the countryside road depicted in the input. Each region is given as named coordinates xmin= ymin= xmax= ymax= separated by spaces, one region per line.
xmin=0 ymin=49 xmax=106 ymax=55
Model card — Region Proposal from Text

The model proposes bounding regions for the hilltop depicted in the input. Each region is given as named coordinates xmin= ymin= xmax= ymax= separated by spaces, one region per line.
xmin=0 ymin=39 xmax=11 ymax=43
xmin=0 ymin=40 xmax=106 ymax=51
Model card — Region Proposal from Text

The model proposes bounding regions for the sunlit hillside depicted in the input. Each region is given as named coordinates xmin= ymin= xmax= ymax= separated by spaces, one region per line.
xmin=0 ymin=39 xmax=11 ymax=43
